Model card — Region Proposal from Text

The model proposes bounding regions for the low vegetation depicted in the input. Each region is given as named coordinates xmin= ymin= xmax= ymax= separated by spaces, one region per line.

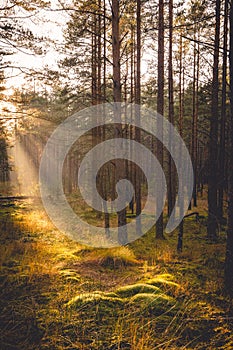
xmin=0 ymin=199 xmax=233 ymax=349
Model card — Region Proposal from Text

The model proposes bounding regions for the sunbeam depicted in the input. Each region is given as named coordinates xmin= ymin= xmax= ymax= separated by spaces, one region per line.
xmin=8 ymin=135 xmax=39 ymax=197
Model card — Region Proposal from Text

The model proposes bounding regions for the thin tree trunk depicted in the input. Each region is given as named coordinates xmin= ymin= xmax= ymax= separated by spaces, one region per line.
xmin=207 ymin=0 xmax=221 ymax=241
xmin=179 ymin=34 xmax=184 ymax=138
xmin=102 ymin=0 xmax=110 ymax=235
xmin=135 ymin=0 xmax=142 ymax=235
xmin=129 ymin=24 xmax=135 ymax=215
xmin=156 ymin=0 xmax=165 ymax=239
xmin=224 ymin=0 xmax=233 ymax=296
xmin=178 ymin=33 xmax=185 ymax=246
xmin=195 ymin=38 xmax=200 ymax=201
xmin=96 ymin=0 xmax=103 ymax=219
xmin=97 ymin=0 xmax=102 ymax=104
xmin=92 ymin=19 xmax=97 ymax=105
xmin=218 ymin=0 xmax=228 ymax=223
xmin=192 ymin=30 xmax=199 ymax=208
xmin=192 ymin=36 xmax=197 ymax=208
xmin=112 ymin=0 xmax=121 ymax=103
xmin=167 ymin=0 xmax=176 ymax=218
xmin=112 ymin=0 xmax=127 ymax=245
xmin=91 ymin=18 xmax=98 ymax=208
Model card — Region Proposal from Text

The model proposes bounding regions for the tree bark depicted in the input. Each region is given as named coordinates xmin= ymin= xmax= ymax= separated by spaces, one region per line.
xmin=112 ymin=0 xmax=121 ymax=104
xmin=178 ymin=32 xmax=185 ymax=246
xmin=135 ymin=0 xmax=142 ymax=235
xmin=167 ymin=0 xmax=176 ymax=218
xmin=112 ymin=0 xmax=127 ymax=245
xmin=156 ymin=0 xmax=165 ymax=239
xmin=129 ymin=25 xmax=135 ymax=215
xmin=218 ymin=0 xmax=228 ymax=223
xmin=191 ymin=30 xmax=199 ymax=208
xmin=207 ymin=0 xmax=221 ymax=241
xmin=224 ymin=0 xmax=233 ymax=296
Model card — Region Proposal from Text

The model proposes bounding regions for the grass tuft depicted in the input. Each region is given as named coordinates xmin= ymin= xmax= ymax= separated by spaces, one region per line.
xmin=81 ymin=246 xmax=139 ymax=268
xmin=66 ymin=291 xmax=125 ymax=308
xmin=145 ymin=275 xmax=180 ymax=294
xmin=129 ymin=292 xmax=174 ymax=311
xmin=115 ymin=283 xmax=161 ymax=298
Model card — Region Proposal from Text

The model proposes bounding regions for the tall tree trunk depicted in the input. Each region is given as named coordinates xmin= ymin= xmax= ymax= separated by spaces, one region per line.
xmin=179 ymin=34 xmax=184 ymax=138
xmin=178 ymin=32 xmax=185 ymax=250
xmin=191 ymin=30 xmax=199 ymax=208
xmin=156 ymin=0 xmax=165 ymax=239
xmin=103 ymin=0 xmax=107 ymax=104
xmin=129 ymin=24 xmax=135 ymax=215
xmin=97 ymin=0 xmax=102 ymax=104
xmin=112 ymin=0 xmax=121 ymax=103
xmin=167 ymin=0 xmax=176 ymax=218
xmin=224 ymin=0 xmax=233 ymax=296
xmin=218 ymin=0 xmax=228 ymax=223
xmin=135 ymin=0 xmax=142 ymax=235
xmin=91 ymin=14 xmax=98 ymax=208
xmin=102 ymin=0 xmax=110 ymax=235
xmin=96 ymin=0 xmax=103 ymax=219
xmin=196 ymin=39 xmax=200 ymax=198
xmin=112 ymin=0 xmax=127 ymax=245
xmin=207 ymin=0 xmax=221 ymax=241
xmin=92 ymin=17 xmax=97 ymax=105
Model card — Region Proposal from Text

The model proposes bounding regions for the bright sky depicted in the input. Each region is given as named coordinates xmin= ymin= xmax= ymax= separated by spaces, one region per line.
xmin=3 ymin=1 xmax=150 ymax=93
xmin=3 ymin=1 xmax=68 ymax=91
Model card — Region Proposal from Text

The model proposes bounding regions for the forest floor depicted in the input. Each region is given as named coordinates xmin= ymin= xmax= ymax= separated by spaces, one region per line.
xmin=0 ymin=196 xmax=233 ymax=350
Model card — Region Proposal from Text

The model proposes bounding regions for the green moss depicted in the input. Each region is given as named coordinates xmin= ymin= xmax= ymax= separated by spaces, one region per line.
xmin=146 ymin=277 xmax=179 ymax=289
xmin=115 ymin=283 xmax=161 ymax=298
xmin=66 ymin=291 xmax=125 ymax=308
xmin=129 ymin=292 xmax=174 ymax=310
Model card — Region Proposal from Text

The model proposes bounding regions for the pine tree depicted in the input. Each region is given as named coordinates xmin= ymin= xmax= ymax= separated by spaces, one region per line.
xmin=207 ymin=0 xmax=221 ymax=241
xmin=224 ymin=0 xmax=233 ymax=296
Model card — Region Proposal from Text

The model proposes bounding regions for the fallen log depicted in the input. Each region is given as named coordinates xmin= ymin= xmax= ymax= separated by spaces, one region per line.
xmin=0 ymin=196 xmax=38 ymax=201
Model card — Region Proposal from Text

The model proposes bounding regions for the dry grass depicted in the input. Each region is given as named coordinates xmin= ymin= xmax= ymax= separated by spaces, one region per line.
xmin=79 ymin=246 xmax=139 ymax=268
xmin=1 ymin=199 xmax=233 ymax=349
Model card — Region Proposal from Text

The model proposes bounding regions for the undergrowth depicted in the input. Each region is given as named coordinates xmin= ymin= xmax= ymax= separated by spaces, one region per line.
xmin=0 ymin=200 xmax=233 ymax=349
